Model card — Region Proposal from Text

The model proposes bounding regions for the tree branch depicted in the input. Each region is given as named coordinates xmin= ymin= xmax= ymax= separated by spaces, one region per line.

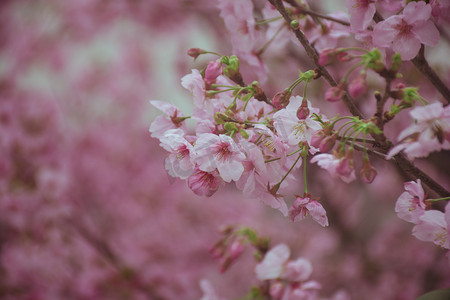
xmin=412 ymin=45 xmax=450 ymax=104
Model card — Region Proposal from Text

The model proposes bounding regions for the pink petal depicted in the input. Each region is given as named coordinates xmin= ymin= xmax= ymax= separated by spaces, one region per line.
xmin=372 ymin=16 xmax=402 ymax=47
xmin=392 ymin=34 xmax=421 ymax=60
xmin=403 ymin=1 xmax=431 ymax=24
xmin=412 ymin=20 xmax=440 ymax=46
xmin=255 ymin=244 xmax=290 ymax=280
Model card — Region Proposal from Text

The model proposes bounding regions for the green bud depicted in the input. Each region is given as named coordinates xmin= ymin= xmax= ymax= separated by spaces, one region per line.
xmin=239 ymin=129 xmax=249 ymax=139
xmin=290 ymin=19 xmax=300 ymax=30
xmin=221 ymin=56 xmax=230 ymax=65
xmin=402 ymin=87 xmax=420 ymax=104
xmin=224 ymin=122 xmax=238 ymax=132
xmin=390 ymin=53 xmax=402 ymax=72
xmin=390 ymin=104 xmax=401 ymax=115
xmin=228 ymin=55 xmax=240 ymax=72
xmin=301 ymin=70 xmax=315 ymax=81
xmin=362 ymin=48 xmax=384 ymax=72
xmin=214 ymin=112 xmax=228 ymax=124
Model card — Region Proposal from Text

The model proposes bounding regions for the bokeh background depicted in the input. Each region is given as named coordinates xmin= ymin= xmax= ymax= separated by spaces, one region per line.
xmin=1 ymin=0 xmax=450 ymax=299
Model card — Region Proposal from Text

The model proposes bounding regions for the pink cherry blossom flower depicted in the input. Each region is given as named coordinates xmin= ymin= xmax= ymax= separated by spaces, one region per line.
xmin=193 ymin=133 xmax=245 ymax=182
xmin=373 ymin=1 xmax=440 ymax=60
xmin=149 ymin=100 xmax=186 ymax=138
xmin=158 ymin=129 xmax=195 ymax=179
xmin=412 ymin=210 xmax=449 ymax=249
xmin=288 ymin=195 xmax=329 ymax=227
xmin=345 ymin=0 xmax=376 ymax=30
xmin=181 ymin=69 xmax=206 ymax=108
xmin=395 ymin=179 xmax=427 ymax=224
xmin=187 ymin=166 xmax=222 ymax=197
xmin=387 ymin=102 xmax=450 ymax=159
xmin=310 ymin=153 xmax=356 ymax=183
xmin=273 ymin=96 xmax=322 ymax=146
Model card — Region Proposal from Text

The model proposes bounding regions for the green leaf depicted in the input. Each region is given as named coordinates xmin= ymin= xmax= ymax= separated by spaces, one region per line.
xmin=416 ymin=289 xmax=450 ymax=300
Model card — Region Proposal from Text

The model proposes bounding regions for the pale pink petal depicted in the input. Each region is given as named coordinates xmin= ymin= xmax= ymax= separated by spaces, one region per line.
xmin=217 ymin=159 xmax=244 ymax=182
xmin=281 ymin=258 xmax=313 ymax=282
xmin=373 ymin=16 xmax=402 ymax=47
xmin=255 ymin=244 xmax=290 ymax=280
xmin=410 ymin=102 xmax=443 ymax=121
xmin=403 ymin=1 xmax=432 ymax=24
xmin=306 ymin=201 xmax=329 ymax=227
xmin=412 ymin=20 xmax=440 ymax=46
xmin=392 ymin=34 xmax=421 ymax=60
xmin=413 ymin=210 xmax=449 ymax=249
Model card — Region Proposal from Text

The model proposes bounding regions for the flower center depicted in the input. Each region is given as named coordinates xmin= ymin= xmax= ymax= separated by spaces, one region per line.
xmin=214 ymin=142 xmax=233 ymax=161
xmin=396 ymin=20 xmax=413 ymax=36
xmin=176 ymin=144 xmax=190 ymax=160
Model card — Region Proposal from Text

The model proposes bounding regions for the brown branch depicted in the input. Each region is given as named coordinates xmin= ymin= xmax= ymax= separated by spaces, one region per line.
xmin=284 ymin=0 xmax=350 ymax=26
xmin=412 ymin=45 xmax=450 ymax=104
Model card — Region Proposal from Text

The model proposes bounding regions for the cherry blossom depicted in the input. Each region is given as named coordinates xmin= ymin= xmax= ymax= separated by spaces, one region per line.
xmin=273 ymin=96 xmax=322 ymax=147
xmin=395 ymin=179 xmax=427 ymax=224
xmin=373 ymin=1 xmax=440 ymax=60
xmin=387 ymin=102 xmax=450 ymax=159
xmin=193 ymin=133 xmax=245 ymax=182
xmin=187 ymin=166 xmax=222 ymax=197
xmin=288 ymin=195 xmax=329 ymax=227
xmin=412 ymin=210 xmax=449 ymax=249
xmin=158 ymin=128 xmax=195 ymax=179
xmin=149 ymin=100 xmax=187 ymax=138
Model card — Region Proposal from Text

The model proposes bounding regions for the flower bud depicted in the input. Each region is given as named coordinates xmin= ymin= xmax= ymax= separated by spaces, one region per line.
xmin=318 ymin=49 xmax=337 ymax=66
xmin=272 ymin=89 xmax=292 ymax=109
xmin=187 ymin=48 xmax=206 ymax=60
xmin=348 ymin=72 xmax=367 ymax=98
xmin=270 ymin=282 xmax=285 ymax=300
xmin=337 ymin=51 xmax=351 ymax=62
xmin=390 ymin=53 xmax=402 ymax=72
xmin=360 ymin=157 xmax=377 ymax=183
xmin=325 ymin=84 xmax=345 ymax=102
xmin=310 ymin=130 xmax=326 ymax=148
xmin=319 ymin=134 xmax=337 ymax=153
xmin=229 ymin=239 xmax=245 ymax=261
xmin=296 ymin=98 xmax=310 ymax=120
xmin=204 ymin=60 xmax=223 ymax=85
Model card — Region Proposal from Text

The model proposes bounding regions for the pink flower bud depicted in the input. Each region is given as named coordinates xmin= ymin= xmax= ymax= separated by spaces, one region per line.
xmin=319 ymin=134 xmax=337 ymax=153
xmin=204 ymin=60 xmax=223 ymax=85
xmin=270 ymin=282 xmax=285 ymax=300
xmin=360 ymin=158 xmax=377 ymax=183
xmin=229 ymin=239 xmax=245 ymax=261
xmin=296 ymin=99 xmax=310 ymax=120
xmin=337 ymin=51 xmax=351 ymax=62
xmin=187 ymin=48 xmax=206 ymax=59
xmin=325 ymin=84 xmax=345 ymax=102
xmin=318 ymin=49 xmax=337 ymax=66
xmin=310 ymin=130 xmax=326 ymax=148
xmin=348 ymin=73 xmax=367 ymax=98
xmin=272 ymin=89 xmax=292 ymax=109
